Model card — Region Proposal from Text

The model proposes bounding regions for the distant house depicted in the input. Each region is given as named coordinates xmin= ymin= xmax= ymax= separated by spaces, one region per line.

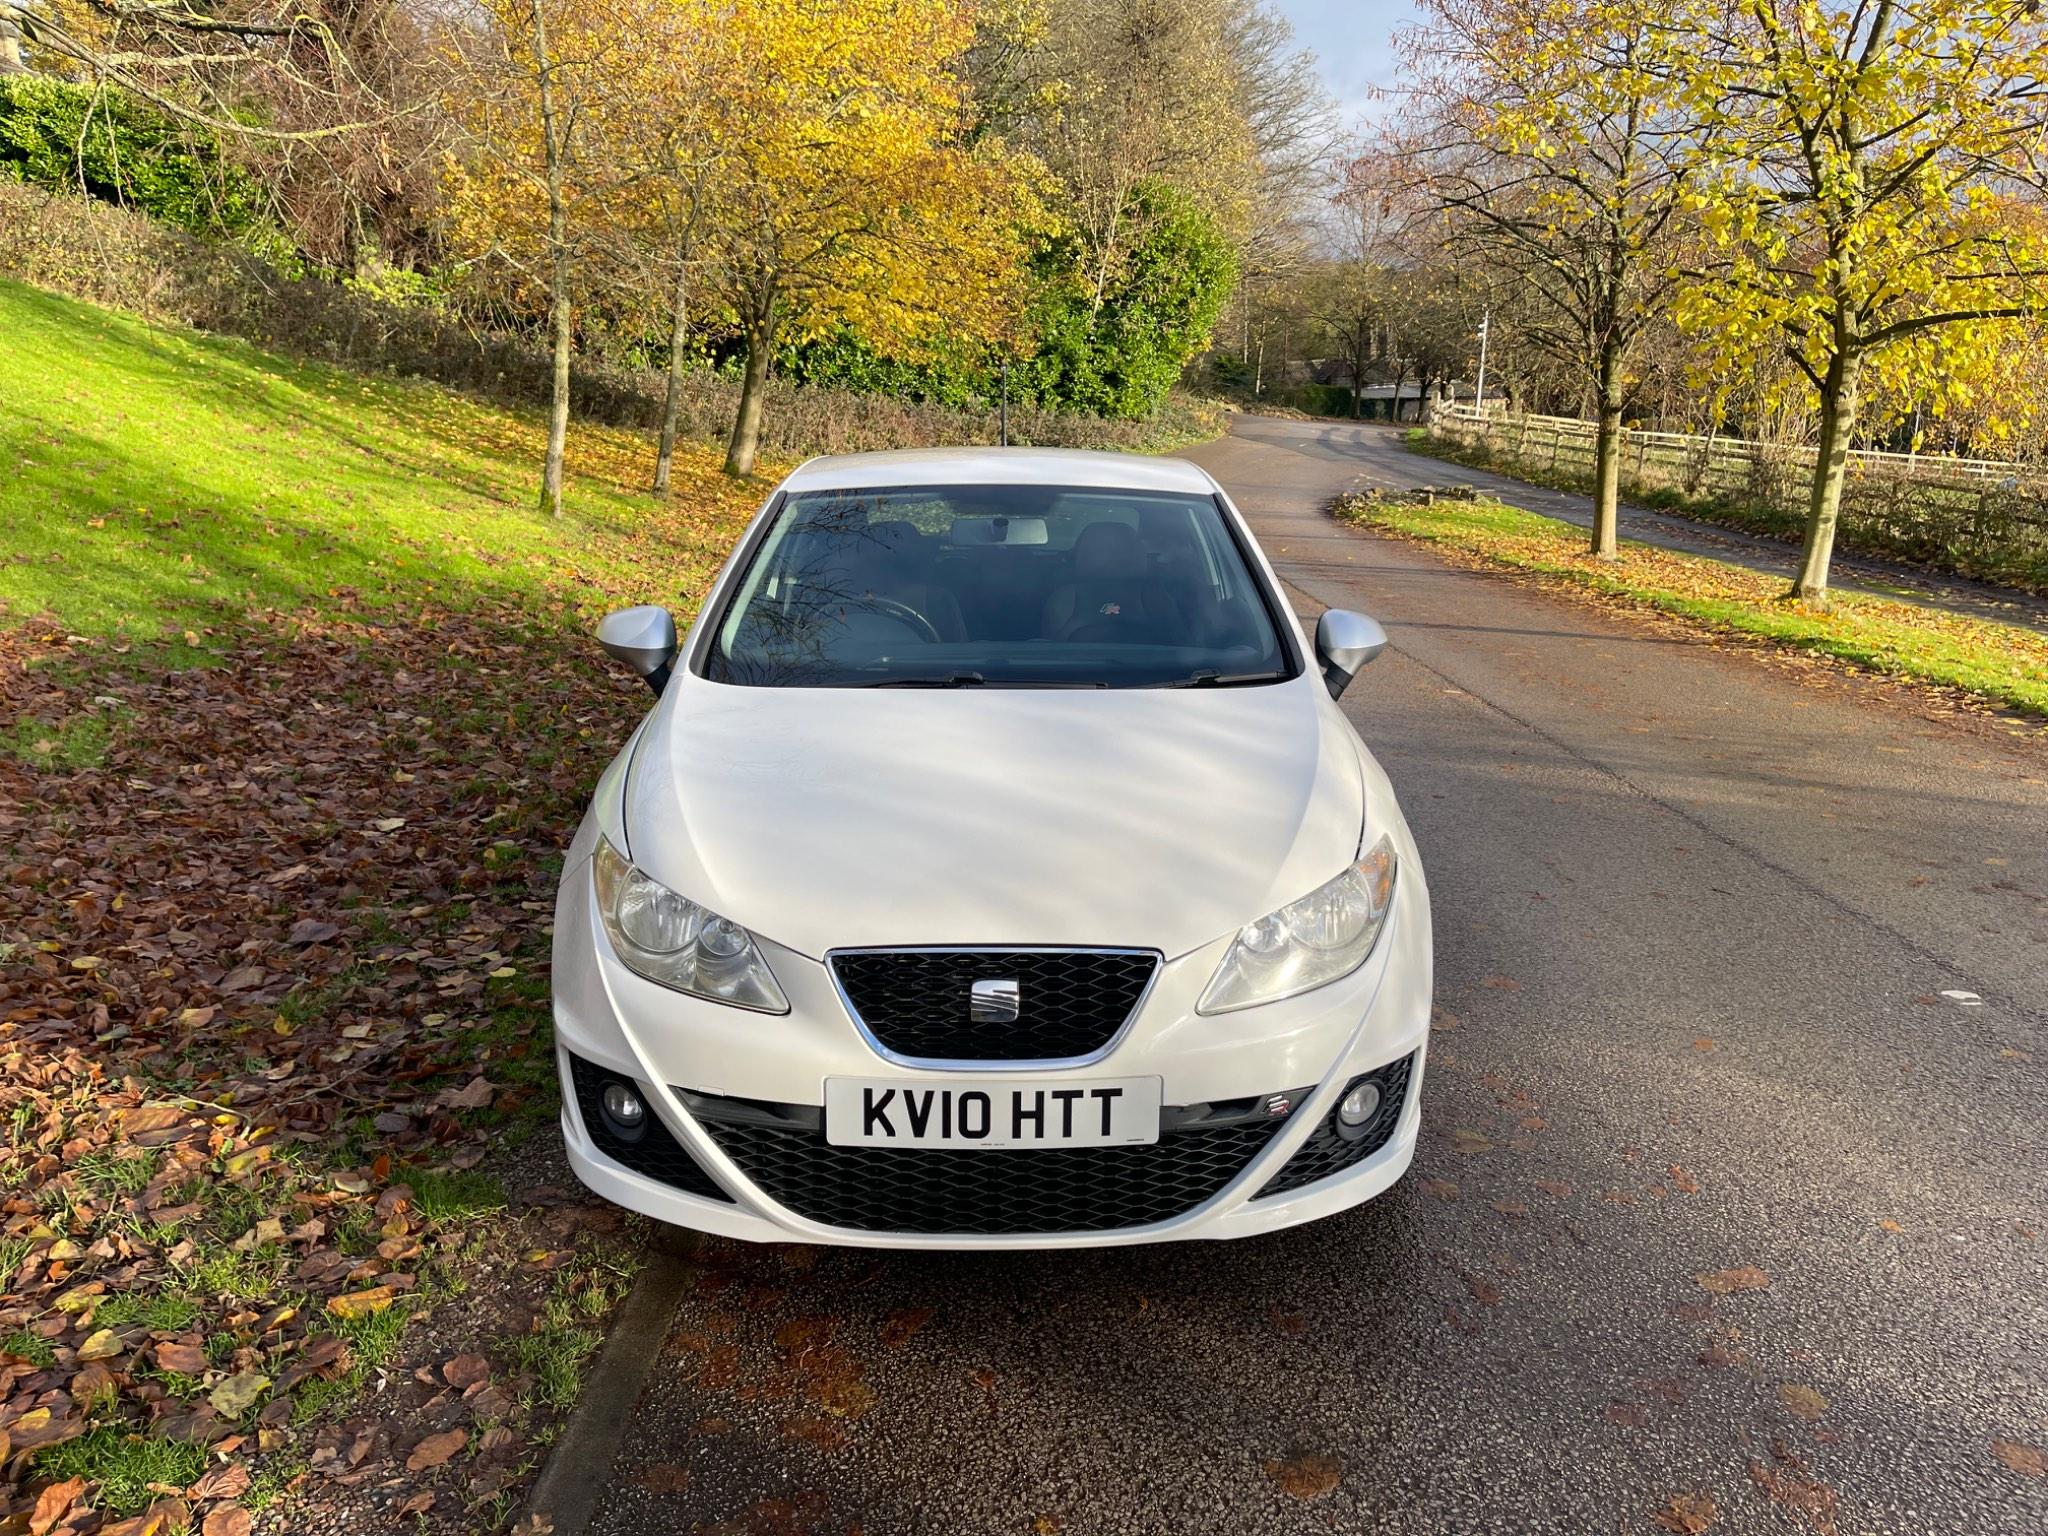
xmin=1305 ymin=361 xmax=1476 ymax=421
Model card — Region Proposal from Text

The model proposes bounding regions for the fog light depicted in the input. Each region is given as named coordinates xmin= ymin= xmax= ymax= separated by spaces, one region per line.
xmin=1338 ymin=1082 xmax=1381 ymax=1127
xmin=601 ymin=1082 xmax=646 ymax=1138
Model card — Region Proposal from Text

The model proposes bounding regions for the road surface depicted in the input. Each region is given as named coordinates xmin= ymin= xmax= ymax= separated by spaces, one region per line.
xmin=579 ymin=416 xmax=2048 ymax=1536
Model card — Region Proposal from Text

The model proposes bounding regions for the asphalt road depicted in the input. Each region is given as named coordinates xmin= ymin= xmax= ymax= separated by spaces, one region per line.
xmin=583 ymin=416 xmax=2048 ymax=1536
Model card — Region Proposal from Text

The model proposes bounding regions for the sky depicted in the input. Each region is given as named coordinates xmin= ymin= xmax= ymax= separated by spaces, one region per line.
xmin=1272 ymin=0 xmax=1422 ymax=132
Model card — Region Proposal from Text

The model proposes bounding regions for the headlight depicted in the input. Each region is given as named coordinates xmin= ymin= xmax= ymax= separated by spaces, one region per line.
xmin=592 ymin=838 xmax=788 ymax=1013
xmin=1197 ymin=834 xmax=1398 ymax=1014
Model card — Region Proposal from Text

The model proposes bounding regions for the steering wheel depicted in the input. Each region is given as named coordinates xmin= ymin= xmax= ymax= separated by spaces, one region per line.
xmin=788 ymin=581 xmax=944 ymax=645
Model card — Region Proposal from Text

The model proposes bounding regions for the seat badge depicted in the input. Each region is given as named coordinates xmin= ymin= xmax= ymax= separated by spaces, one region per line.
xmin=970 ymin=978 xmax=1021 ymax=1024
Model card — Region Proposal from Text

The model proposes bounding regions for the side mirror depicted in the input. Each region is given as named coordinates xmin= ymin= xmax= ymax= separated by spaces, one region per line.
xmin=598 ymin=605 xmax=679 ymax=695
xmin=1314 ymin=608 xmax=1388 ymax=699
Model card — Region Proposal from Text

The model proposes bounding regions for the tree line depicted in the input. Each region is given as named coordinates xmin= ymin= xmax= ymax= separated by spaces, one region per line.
xmin=1 ymin=0 xmax=1337 ymax=505
xmin=1224 ymin=1 xmax=2048 ymax=604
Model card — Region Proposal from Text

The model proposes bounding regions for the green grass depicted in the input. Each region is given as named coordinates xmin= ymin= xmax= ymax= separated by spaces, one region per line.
xmin=5 ymin=706 xmax=124 ymax=770
xmin=1338 ymin=492 xmax=2048 ymax=719
xmin=0 ymin=277 xmax=763 ymax=648
xmin=293 ymin=1298 xmax=420 ymax=1424
xmin=505 ymin=1252 xmax=639 ymax=1411
xmin=89 ymin=1292 xmax=203 ymax=1334
xmin=35 ymin=1427 xmax=210 ymax=1516
xmin=407 ymin=1166 xmax=508 ymax=1224
xmin=4 ymin=1329 xmax=56 ymax=1367
xmin=1404 ymin=423 xmax=2048 ymax=595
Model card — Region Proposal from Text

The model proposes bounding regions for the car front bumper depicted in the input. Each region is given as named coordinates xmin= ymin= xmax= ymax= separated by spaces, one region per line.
xmin=550 ymin=845 xmax=1432 ymax=1250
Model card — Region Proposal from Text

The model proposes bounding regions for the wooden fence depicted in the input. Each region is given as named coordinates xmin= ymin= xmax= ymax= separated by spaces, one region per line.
xmin=1428 ymin=404 xmax=2048 ymax=593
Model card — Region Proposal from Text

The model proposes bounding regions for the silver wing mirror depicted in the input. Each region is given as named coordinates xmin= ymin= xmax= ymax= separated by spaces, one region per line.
xmin=597 ymin=605 xmax=679 ymax=695
xmin=1314 ymin=609 xmax=1388 ymax=699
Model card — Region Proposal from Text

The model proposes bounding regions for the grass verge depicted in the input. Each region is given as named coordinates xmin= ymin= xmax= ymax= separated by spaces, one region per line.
xmin=0 ymin=278 xmax=763 ymax=1535
xmin=1334 ymin=490 xmax=2048 ymax=720
xmin=1402 ymin=425 xmax=2048 ymax=596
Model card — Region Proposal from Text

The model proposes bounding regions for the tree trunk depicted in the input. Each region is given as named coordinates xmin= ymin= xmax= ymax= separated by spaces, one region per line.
xmin=1590 ymin=340 xmax=1625 ymax=559
xmin=1791 ymin=349 xmax=1862 ymax=602
xmin=532 ymin=0 xmax=570 ymax=519
xmin=652 ymin=263 xmax=689 ymax=495
xmin=724 ymin=314 xmax=774 ymax=478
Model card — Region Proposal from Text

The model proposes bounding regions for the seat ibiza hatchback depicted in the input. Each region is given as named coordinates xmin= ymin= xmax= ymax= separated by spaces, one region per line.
xmin=551 ymin=448 xmax=1431 ymax=1248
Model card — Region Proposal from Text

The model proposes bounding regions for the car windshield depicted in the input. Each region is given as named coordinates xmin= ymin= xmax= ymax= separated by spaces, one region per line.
xmin=704 ymin=483 xmax=1295 ymax=689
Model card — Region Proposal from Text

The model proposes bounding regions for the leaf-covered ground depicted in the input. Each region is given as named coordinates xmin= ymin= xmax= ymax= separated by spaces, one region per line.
xmin=1334 ymin=490 xmax=2048 ymax=721
xmin=0 ymin=280 xmax=772 ymax=1534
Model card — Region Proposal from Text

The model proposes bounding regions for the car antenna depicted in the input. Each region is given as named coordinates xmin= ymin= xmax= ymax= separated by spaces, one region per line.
xmin=998 ymin=359 xmax=1010 ymax=447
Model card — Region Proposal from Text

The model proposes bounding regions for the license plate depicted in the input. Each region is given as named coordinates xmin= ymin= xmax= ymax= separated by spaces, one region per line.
xmin=824 ymin=1076 xmax=1162 ymax=1149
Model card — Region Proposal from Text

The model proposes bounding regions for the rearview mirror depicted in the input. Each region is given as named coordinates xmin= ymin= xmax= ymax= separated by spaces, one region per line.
xmin=1314 ymin=609 xmax=1388 ymax=699
xmin=598 ymin=605 xmax=679 ymax=695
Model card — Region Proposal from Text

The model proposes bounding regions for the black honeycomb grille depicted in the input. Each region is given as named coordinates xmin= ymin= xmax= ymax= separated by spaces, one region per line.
xmin=694 ymin=1108 xmax=1286 ymax=1235
xmin=1256 ymin=1053 xmax=1415 ymax=1199
xmin=566 ymin=1053 xmax=731 ymax=1203
xmin=831 ymin=949 xmax=1157 ymax=1062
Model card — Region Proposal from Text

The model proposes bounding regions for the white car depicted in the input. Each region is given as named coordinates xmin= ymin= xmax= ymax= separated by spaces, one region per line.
xmin=551 ymin=448 xmax=1431 ymax=1248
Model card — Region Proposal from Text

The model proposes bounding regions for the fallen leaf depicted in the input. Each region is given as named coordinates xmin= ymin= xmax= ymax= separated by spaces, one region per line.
xmin=443 ymin=1076 xmax=495 ymax=1111
xmin=407 ymin=1427 xmax=468 ymax=1470
xmin=443 ymin=1352 xmax=491 ymax=1389
xmin=190 ymin=1462 xmax=251 ymax=1502
xmin=1264 ymin=1453 xmax=1341 ymax=1500
xmin=1421 ymin=1178 xmax=1459 ymax=1200
xmin=1695 ymin=1266 xmax=1770 ymax=1295
xmin=30 ymin=1477 xmax=86 ymax=1536
xmin=1748 ymin=1458 xmax=1838 ymax=1524
xmin=1533 ymin=1178 xmax=1573 ymax=1198
xmin=201 ymin=1507 xmax=252 ymax=1536
xmin=326 ymin=1286 xmax=396 ymax=1320
xmin=287 ymin=918 xmax=340 ymax=945
xmin=155 ymin=1340 xmax=209 ymax=1375
xmin=396 ymin=1493 xmax=436 ymax=1518
xmin=77 ymin=1328 xmax=124 ymax=1361
xmin=1670 ymin=1165 xmax=1700 ymax=1194
xmin=1651 ymin=1492 xmax=1718 ymax=1534
xmin=1993 ymin=1438 xmax=2045 ymax=1477
xmin=208 ymin=1370 xmax=270 ymax=1417
xmin=1452 ymin=1129 xmax=1493 ymax=1154
xmin=881 ymin=1307 xmax=934 ymax=1347
xmin=1778 ymin=1384 xmax=1828 ymax=1421
xmin=634 ymin=1462 xmax=693 ymax=1492
xmin=1692 ymin=1037 xmax=1716 ymax=1052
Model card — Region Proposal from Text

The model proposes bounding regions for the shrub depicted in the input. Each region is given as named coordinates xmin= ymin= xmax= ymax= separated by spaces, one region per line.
xmin=779 ymin=180 xmax=1237 ymax=424
xmin=1016 ymin=180 xmax=1237 ymax=420
xmin=0 ymin=77 xmax=275 ymax=247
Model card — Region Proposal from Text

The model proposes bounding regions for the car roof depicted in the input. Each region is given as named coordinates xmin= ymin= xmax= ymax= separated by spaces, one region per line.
xmin=779 ymin=447 xmax=1220 ymax=497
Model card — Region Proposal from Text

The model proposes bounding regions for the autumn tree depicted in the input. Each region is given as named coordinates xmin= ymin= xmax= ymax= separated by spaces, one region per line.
xmin=1403 ymin=0 xmax=1699 ymax=557
xmin=1681 ymin=0 xmax=2048 ymax=601
xmin=597 ymin=0 xmax=734 ymax=493
xmin=707 ymin=0 xmax=1034 ymax=477
xmin=445 ymin=0 xmax=648 ymax=516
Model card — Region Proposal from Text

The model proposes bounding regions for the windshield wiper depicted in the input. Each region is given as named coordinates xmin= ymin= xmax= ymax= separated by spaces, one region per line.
xmin=1154 ymin=670 xmax=1281 ymax=689
xmin=864 ymin=672 xmax=988 ymax=688
xmin=860 ymin=673 xmax=1110 ymax=689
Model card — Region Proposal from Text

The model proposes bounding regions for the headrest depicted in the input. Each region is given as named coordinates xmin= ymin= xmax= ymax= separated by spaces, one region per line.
xmin=1073 ymin=520 xmax=1144 ymax=582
